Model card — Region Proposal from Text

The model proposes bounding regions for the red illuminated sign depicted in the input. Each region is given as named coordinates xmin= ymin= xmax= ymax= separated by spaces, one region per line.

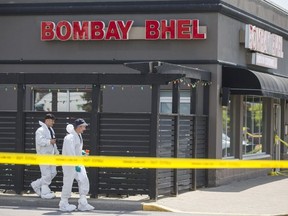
xmin=145 ymin=19 xmax=206 ymax=40
xmin=41 ymin=19 xmax=207 ymax=41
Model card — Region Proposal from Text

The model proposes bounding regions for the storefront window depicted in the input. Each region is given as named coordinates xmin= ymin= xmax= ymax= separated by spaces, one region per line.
xmin=0 ymin=85 xmax=17 ymax=111
xmin=34 ymin=89 xmax=91 ymax=112
xmin=160 ymin=91 xmax=190 ymax=114
xmin=243 ymin=96 xmax=263 ymax=155
xmin=222 ymin=105 xmax=231 ymax=157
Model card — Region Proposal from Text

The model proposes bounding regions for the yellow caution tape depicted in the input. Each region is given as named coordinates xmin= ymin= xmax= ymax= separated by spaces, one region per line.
xmin=275 ymin=135 xmax=288 ymax=147
xmin=246 ymin=132 xmax=262 ymax=138
xmin=268 ymin=170 xmax=288 ymax=176
xmin=0 ymin=152 xmax=288 ymax=169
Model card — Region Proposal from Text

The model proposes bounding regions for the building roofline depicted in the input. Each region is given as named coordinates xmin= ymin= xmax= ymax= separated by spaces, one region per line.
xmin=262 ymin=0 xmax=288 ymax=15
xmin=0 ymin=1 xmax=287 ymax=38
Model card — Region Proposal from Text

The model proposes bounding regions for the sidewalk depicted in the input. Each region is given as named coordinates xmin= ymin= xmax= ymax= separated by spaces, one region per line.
xmin=145 ymin=175 xmax=288 ymax=216
xmin=0 ymin=191 xmax=146 ymax=211
xmin=0 ymin=175 xmax=287 ymax=215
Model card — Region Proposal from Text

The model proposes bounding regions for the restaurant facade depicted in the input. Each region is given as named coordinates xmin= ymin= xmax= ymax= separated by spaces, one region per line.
xmin=0 ymin=0 xmax=288 ymax=195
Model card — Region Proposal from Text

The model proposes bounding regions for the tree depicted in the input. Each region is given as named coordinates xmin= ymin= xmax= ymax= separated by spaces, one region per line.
xmin=80 ymin=92 xmax=92 ymax=112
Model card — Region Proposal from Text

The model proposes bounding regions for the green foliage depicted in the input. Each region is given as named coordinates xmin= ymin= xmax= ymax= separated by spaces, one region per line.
xmin=80 ymin=92 xmax=92 ymax=112
xmin=222 ymin=107 xmax=230 ymax=132
xmin=249 ymin=103 xmax=262 ymax=127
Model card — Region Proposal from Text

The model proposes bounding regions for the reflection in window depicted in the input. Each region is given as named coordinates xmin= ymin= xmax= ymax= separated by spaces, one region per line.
xmin=160 ymin=91 xmax=190 ymax=114
xmin=243 ymin=96 xmax=263 ymax=155
xmin=222 ymin=105 xmax=231 ymax=157
xmin=34 ymin=90 xmax=92 ymax=112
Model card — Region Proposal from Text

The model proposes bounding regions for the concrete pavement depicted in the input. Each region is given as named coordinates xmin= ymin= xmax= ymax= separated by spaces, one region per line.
xmin=0 ymin=175 xmax=288 ymax=215
xmin=0 ymin=192 xmax=145 ymax=211
xmin=145 ymin=175 xmax=288 ymax=216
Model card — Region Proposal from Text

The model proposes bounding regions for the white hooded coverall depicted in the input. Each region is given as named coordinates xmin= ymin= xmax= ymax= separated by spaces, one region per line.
xmin=60 ymin=124 xmax=90 ymax=204
xmin=33 ymin=121 xmax=59 ymax=195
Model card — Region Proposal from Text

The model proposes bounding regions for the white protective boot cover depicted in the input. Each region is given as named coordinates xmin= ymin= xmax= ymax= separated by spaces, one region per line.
xmin=59 ymin=200 xmax=77 ymax=212
xmin=78 ymin=195 xmax=95 ymax=211
xmin=31 ymin=181 xmax=41 ymax=196
xmin=41 ymin=185 xmax=55 ymax=199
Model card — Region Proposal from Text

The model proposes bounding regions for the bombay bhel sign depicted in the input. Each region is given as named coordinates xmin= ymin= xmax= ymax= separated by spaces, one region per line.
xmin=41 ymin=19 xmax=207 ymax=41
xmin=244 ymin=24 xmax=283 ymax=58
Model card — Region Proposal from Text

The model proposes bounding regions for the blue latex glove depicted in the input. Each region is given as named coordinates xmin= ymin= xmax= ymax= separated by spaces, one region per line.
xmin=82 ymin=150 xmax=90 ymax=156
xmin=75 ymin=166 xmax=81 ymax=172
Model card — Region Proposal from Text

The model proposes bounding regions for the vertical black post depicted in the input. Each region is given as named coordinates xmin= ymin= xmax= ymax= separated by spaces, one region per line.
xmin=89 ymin=84 xmax=101 ymax=198
xmin=51 ymin=91 xmax=58 ymax=112
xmin=231 ymin=95 xmax=243 ymax=159
xmin=280 ymin=99 xmax=285 ymax=159
xmin=172 ymin=82 xmax=180 ymax=196
xmin=149 ymin=84 xmax=160 ymax=200
xmin=190 ymin=84 xmax=197 ymax=191
xmin=203 ymin=84 xmax=209 ymax=187
xmin=203 ymin=84 xmax=209 ymax=116
xmin=15 ymin=82 xmax=25 ymax=194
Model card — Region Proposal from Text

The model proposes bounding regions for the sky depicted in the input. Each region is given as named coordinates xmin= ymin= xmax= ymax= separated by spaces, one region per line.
xmin=265 ymin=0 xmax=288 ymax=11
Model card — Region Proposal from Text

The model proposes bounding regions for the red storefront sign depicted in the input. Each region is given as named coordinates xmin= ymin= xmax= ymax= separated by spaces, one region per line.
xmin=41 ymin=19 xmax=207 ymax=41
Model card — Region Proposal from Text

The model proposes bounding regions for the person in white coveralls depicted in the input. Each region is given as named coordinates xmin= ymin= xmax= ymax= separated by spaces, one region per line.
xmin=31 ymin=113 xmax=59 ymax=199
xmin=59 ymin=118 xmax=95 ymax=212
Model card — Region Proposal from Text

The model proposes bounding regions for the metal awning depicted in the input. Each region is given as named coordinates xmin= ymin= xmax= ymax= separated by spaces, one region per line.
xmin=0 ymin=62 xmax=211 ymax=85
xmin=222 ymin=66 xmax=288 ymax=99
xmin=0 ymin=73 xmax=185 ymax=85
xmin=124 ymin=61 xmax=211 ymax=81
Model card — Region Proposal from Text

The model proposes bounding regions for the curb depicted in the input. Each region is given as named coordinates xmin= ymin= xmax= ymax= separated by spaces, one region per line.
xmin=142 ymin=202 xmax=179 ymax=212
xmin=0 ymin=195 xmax=143 ymax=211
xmin=0 ymin=194 xmax=179 ymax=213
